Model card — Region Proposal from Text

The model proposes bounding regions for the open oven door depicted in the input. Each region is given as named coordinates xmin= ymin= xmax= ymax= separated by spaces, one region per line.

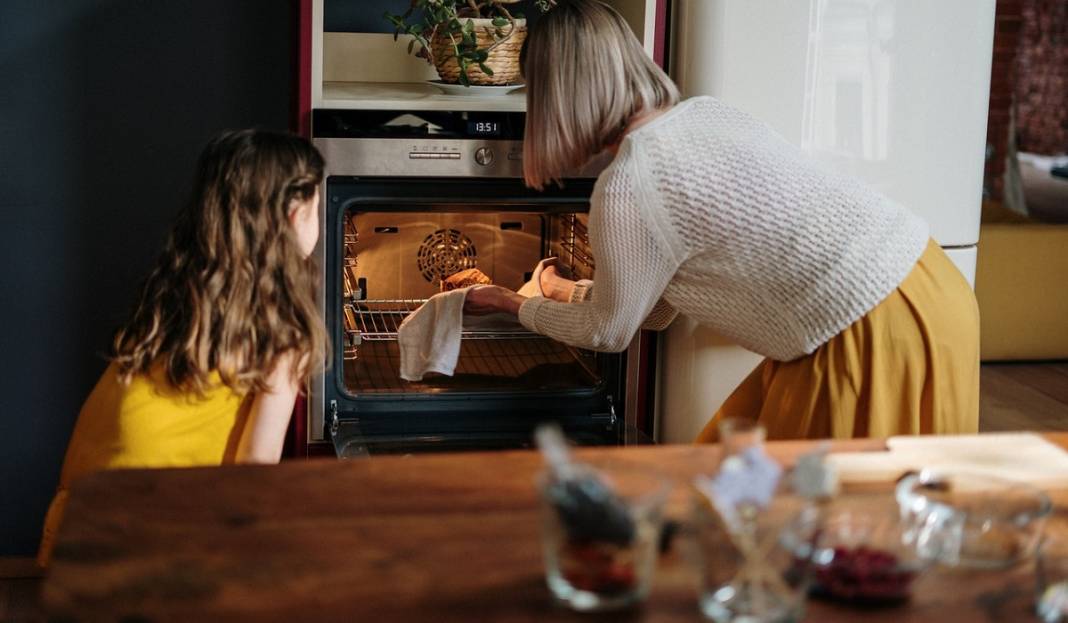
xmin=322 ymin=176 xmax=628 ymax=456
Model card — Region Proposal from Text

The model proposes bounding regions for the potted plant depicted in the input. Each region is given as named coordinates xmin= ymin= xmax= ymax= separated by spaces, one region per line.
xmin=385 ymin=0 xmax=556 ymax=86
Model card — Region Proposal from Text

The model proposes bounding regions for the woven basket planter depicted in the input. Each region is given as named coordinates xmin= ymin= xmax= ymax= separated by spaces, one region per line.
xmin=431 ymin=18 xmax=527 ymax=86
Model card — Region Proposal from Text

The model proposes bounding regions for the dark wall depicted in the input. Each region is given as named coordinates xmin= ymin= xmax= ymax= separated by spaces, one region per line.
xmin=327 ymin=0 xmax=412 ymax=32
xmin=326 ymin=0 xmax=545 ymax=33
xmin=0 ymin=1 xmax=293 ymax=556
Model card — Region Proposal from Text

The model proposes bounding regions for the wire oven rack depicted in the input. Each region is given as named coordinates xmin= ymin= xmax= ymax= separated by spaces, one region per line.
xmin=340 ymin=299 xmax=600 ymax=393
xmin=348 ymin=299 xmax=540 ymax=340
xmin=554 ymin=213 xmax=595 ymax=280
xmin=343 ymin=336 xmax=598 ymax=394
xmin=343 ymin=299 xmax=540 ymax=356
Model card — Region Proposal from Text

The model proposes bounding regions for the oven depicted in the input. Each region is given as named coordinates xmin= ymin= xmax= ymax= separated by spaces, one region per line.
xmin=307 ymin=108 xmax=656 ymax=457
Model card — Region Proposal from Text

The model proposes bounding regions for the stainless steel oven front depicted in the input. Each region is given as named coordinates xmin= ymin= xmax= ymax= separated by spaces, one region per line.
xmin=307 ymin=108 xmax=653 ymax=456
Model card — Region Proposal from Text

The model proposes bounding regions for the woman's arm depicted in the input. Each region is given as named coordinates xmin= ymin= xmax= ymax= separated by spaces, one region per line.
xmin=234 ymin=352 xmax=301 ymax=464
xmin=545 ymin=270 xmax=678 ymax=331
xmin=516 ymin=170 xmax=684 ymax=352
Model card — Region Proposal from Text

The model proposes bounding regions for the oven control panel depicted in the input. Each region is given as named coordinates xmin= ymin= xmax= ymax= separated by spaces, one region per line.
xmin=318 ymin=138 xmax=525 ymax=177
xmin=408 ymin=151 xmax=460 ymax=160
xmin=314 ymin=109 xmax=527 ymax=177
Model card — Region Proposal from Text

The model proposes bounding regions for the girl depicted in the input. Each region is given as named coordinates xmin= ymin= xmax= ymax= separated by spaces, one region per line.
xmin=464 ymin=0 xmax=980 ymax=440
xmin=38 ymin=129 xmax=327 ymax=565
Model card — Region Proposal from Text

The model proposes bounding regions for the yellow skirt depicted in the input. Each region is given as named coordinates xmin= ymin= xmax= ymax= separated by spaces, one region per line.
xmin=696 ymin=240 xmax=979 ymax=441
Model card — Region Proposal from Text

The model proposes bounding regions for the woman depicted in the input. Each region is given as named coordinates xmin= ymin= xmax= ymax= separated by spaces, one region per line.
xmin=464 ymin=0 xmax=979 ymax=440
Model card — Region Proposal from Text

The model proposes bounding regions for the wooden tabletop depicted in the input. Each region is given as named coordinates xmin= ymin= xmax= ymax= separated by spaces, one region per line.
xmin=43 ymin=434 xmax=1068 ymax=622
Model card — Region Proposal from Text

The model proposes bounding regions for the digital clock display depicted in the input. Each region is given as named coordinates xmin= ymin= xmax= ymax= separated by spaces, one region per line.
xmin=467 ymin=121 xmax=501 ymax=137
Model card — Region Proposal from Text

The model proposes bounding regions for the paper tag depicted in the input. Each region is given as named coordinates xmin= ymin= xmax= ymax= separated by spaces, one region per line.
xmin=695 ymin=446 xmax=782 ymax=530
xmin=791 ymin=444 xmax=839 ymax=499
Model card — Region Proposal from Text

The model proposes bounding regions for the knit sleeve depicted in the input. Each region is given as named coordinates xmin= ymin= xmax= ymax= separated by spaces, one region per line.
xmin=569 ymin=280 xmax=678 ymax=331
xmin=518 ymin=156 xmax=682 ymax=352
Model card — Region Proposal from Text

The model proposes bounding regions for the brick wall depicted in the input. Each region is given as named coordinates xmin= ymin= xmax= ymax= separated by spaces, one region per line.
xmin=985 ymin=0 xmax=1068 ymax=198
xmin=985 ymin=0 xmax=1022 ymax=198
xmin=1015 ymin=0 xmax=1068 ymax=155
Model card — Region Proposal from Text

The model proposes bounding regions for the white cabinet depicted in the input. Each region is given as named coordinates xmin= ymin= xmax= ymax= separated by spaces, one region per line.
xmin=658 ymin=0 xmax=994 ymax=443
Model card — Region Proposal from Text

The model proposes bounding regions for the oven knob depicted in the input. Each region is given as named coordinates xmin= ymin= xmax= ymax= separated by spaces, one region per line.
xmin=474 ymin=147 xmax=494 ymax=166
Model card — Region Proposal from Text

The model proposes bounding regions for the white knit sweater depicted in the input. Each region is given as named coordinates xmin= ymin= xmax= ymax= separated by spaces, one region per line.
xmin=518 ymin=96 xmax=930 ymax=361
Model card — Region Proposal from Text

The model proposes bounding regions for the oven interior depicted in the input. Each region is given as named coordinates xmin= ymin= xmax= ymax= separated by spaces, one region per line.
xmin=341 ymin=210 xmax=598 ymax=395
xmin=324 ymin=178 xmax=624 ymax=455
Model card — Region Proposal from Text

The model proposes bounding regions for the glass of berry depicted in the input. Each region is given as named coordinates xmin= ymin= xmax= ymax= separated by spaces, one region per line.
xmin=538 ymin=460 xmax=672 ymax=612
xmin=806 ymin=509 xmax=939 ymax=605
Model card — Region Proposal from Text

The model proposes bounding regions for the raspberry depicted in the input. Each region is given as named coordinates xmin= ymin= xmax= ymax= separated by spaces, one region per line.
xmin=810 ymin=546 xmax=916 ymax=603
xmin=561 ymin=539 xmax=638 ymax=596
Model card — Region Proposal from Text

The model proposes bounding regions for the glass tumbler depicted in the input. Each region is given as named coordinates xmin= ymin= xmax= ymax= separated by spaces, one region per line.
xmin=718 ymin=417 xmax=766 ymax=462
xmin=1037 ymin=534 xmax=1068 ymax=623
xmin=691 ymin=417 xmax=816 ymax=622
xmin=538 ymin=461 xmax=672 ymax=612
xmin=692 ymin=498 xmax=818 ymax=623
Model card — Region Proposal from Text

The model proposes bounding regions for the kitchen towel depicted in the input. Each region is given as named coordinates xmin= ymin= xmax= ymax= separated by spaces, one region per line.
xmin=397 ymin=286 xmax=472 ymax=381
xmin=397 ymin=259 xmax=555 ymax=382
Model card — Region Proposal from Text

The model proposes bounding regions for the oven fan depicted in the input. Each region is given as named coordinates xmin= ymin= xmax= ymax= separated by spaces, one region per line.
xmin=416 ymin=228 xmax=478 ymax=283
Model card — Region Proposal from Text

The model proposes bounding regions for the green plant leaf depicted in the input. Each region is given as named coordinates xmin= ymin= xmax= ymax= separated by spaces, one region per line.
xmin=408 ymin=39 xmax=415 ymax=54
xmin=479 ymin=62 xmax=494 ymax=76
xmin=491 ymin=16 xmax=508 ymax=28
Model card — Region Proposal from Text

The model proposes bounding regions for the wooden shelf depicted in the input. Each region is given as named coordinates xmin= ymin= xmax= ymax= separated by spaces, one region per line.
xmin=321 ymin=81 xmax=525 ymax=112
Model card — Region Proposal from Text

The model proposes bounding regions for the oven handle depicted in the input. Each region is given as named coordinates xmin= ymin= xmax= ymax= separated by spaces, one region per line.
xmin=590 ymin=395 xmax=618 ymax=431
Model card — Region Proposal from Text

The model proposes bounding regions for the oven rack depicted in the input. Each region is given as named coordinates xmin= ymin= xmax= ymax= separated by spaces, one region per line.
xmin=554 ymin=214 xmax=595 ymax=280
xmin=344 ymin=299 xmax=540 ymax=343
xmin=343 ymin=336 xmax=599 ymax=394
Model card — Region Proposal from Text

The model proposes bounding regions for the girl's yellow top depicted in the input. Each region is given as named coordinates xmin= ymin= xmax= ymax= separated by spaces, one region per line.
xmin=37 ymin=362 xmax=251 ymax=566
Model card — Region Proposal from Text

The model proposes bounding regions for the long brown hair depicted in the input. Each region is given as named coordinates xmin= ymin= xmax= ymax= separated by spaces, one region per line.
xmin=111 ymin=129 xmax=327 ymax=395
xmin=521 ymin=0 xmax=679 ymax=189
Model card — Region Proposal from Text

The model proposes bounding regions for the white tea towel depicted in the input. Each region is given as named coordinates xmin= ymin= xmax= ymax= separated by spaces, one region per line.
xmin=517 ymin=258 xmax=556 ymax=298
xmin=397 ymin=287 xmax=472 ymax=381
xmin=397 ymin=258 xmax=555 ymax=382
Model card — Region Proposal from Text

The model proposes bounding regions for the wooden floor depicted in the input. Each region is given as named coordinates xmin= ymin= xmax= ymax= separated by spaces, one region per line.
xmin=980 ymin=361 xmax=1068 ymax=432
xmin=3 ymin=362 xmax=1067 ymax=621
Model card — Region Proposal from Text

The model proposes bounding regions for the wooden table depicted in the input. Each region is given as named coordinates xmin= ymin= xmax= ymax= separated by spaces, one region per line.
xmin=43 ymin=434 xmax=1068 ymax=622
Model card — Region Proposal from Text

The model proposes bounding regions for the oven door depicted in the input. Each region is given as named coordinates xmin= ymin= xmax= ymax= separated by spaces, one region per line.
xmin=322 ymin=176 xmax=626 ymax=456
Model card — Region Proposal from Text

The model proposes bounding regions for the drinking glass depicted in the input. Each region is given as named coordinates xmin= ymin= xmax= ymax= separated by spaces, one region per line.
xmin=691 ymin=418 xmax=816 ymax=622
xmin=538 ymin=461 xmax=671 ymax=612
xmin=718 ymin=417 xmax=766 ymax=463
xmin=1037 ymin=534 xmax=1068 ymax=622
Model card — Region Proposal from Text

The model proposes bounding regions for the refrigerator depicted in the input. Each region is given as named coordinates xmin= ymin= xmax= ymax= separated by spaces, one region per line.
xmin=658 ymin=0 xmax=996 ymax=442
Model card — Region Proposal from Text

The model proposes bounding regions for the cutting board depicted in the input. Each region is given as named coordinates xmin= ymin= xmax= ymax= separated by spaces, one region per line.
xmin=827 ymin=432 xmax=1068 ymax=489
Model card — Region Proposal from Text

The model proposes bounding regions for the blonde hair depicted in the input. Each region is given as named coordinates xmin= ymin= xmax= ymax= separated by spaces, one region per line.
xmin=521 ymin=0 xmax=679 ymax=189
xmin=111 ymin=129 xmax=328 ymax=396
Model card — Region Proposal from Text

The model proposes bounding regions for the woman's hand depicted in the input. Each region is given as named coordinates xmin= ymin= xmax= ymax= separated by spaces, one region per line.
xmin=539 ymin=264 xmax=577 ymax=302
xmin=463 ymin=285 xmax=526 ymax=317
